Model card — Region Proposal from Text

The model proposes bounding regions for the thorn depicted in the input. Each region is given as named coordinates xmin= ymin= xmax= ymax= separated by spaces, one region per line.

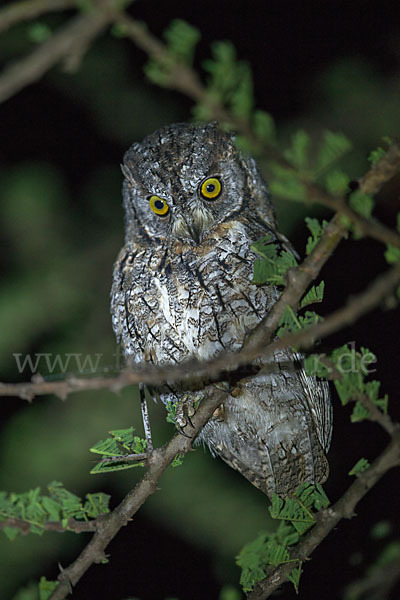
xmin=58 ymin=562 xmax=73 ymax=593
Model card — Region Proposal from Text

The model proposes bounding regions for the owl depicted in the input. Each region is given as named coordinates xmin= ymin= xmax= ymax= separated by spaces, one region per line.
xmin=110 ymin=122 xmax=332 ymax=498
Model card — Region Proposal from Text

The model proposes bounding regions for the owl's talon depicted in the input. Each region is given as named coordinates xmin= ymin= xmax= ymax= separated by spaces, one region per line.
xmin=176 ymin=424 xmax=192 ymax=438
xmin=186 ymin=414 xmax=194 ymax=429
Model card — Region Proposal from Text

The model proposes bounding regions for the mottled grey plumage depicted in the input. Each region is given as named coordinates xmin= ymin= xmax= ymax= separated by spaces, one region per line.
xmin=111 ymin=121 xmax=332 ymax=497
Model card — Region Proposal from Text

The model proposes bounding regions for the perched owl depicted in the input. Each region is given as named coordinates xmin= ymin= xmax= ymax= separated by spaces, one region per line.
xmin=111 ymin=122 xmax=332 ymax=498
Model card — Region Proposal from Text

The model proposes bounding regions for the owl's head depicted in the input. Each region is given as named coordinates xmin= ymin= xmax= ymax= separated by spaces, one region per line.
xmin=121 ymin=122 xmax=274 ymax=245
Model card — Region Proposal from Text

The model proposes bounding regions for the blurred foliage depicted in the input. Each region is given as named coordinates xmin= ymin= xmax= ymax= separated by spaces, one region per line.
xmin=1 ymin=5 xmax=400 ymax=599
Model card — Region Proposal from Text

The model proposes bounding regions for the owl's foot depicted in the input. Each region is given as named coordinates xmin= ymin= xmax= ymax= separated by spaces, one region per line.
xmin=175 ymin=395 xmax=196 ymax=437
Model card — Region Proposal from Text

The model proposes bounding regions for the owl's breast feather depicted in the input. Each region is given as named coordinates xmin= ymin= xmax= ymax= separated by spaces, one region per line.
xmin=115 ymin=220 xmax=279 ymax=365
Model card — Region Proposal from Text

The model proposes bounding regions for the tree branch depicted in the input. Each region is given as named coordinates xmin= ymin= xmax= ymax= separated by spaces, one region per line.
xmin=247 ymin=428 xmax=400 ymax=599
xmin=0 ymin=516 xmax=97 ymax=534
xmin=0 ymin=1 xmax=140 ymax=103
xmin=47 ymin=386 xmax=226 ymax=600
xmin=0 ymin=0 xmax=75 ymax=34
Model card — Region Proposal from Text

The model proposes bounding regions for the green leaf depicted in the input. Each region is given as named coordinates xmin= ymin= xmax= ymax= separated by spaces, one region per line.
xmin=47 ymin=482 xmax=83 ymax=520
xmin=90 ymin=427 xmax=145 ymax=457
xmin=284 ymin=130 xmax=310 ymax=169
xmin=324 ymin=345 xmax=389 ymax=422
xmin=269 ymin=177 xmax=306 ymax=202
xmin=90 ymin=427 xmax=146 ymax=474
xmin=349 ymin=190 xmax=374 ymax=219
xmin=277 ymin=308 xmax=321 ymax=338
xmin=237 ymin=532 xmax=268 ymax=592
xmin=287 ymin=561 xmax=303 ymax=594
xmin=165 ymin=399 xmax=178 ymax=424
xmin=253 ymin=110 xmax=276 ymax=145
xmin=3 ymin=527 xmax=19 ymax=541
xmin=172 ymin=454 xmax=184 ymax=467
xmin=144 ymin=20 xmax=200 ymax=86
xmin=90 ymin=459 xmax=145 ymax=474
xmin=384 ymin=243 xmax=400 ymax=264
xmin=199 ymin=40 xmax=255 ymax=120
xmin=325 ymin=169 xmax=350 ymax=195
xmin=251 ymin=235 xmax=297 ymax=286
xmin=237 ymin=486 xmax=327 ymax=594
xmin=27 ymin=23 xmax=52 ymax=44
xmin=304 ymin=354 xmax=331 ymax=379
xmin=304 ymin=217 xmax=329 ymax=254
xmin=83 ymin=492 xmax=110 ymax=518
xmin=38 ymin=576 xmax=58 ymax=600
xmin=144 ymin=55 xmax=176 ymax=87
xmin=300 ymin=281 xmax=325 ymax=308
xmin=164 ymin=19 xmax=201 ymax=65
xmin=368 ymin=137 xmax=392 ymax=164
xmin=316 ymin=130 xmax=352 ymax=172
xmin=368 ymin=147 xmax=386 ymax=164
xmin=41 ymin=497 xmax=61 ymax=522
xmin=348 ymin=458 xmax=370 ymax=476
xmin=203 ymin=41 xmax=238 ymax=98
xmin=351 ymin=400 xmax=370 ymax=422
xmin=230 ymin=63 xmax=253 ymax=118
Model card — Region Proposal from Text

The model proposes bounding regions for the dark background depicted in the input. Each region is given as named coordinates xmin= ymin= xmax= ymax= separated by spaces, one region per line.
xmin=1 ymin=1 xmax=399 ymax=599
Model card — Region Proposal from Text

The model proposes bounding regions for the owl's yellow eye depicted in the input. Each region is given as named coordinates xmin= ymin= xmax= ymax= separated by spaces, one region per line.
xmin=200 ymin=177 xmax=222 ymax=200
xmin=149 ymin=195 xmax=169 ymax=216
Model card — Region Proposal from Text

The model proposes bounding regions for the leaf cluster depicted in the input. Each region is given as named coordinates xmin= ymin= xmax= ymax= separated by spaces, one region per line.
xmin=145 ymin=19 xmax=201 ymax=86
xmin=251 ymin=234 xmax=298 ymax=286
xmin=251 ymin=229 xmax=325 ymax=338
xmin=384 ymin=212 xmax=400 ymax=299
xmin=0 ymin=481 xmax=110 ymax=539
xmin=269 ymin=130 xmax=352 ymax=201
xmin=305 ymin=344 xmax=388 ymax=423
xmin=196 ymin=40 xmax=254 ymax=121
xmin=237 ymin=483 xmax=329 ymax=593
xmin=90 ymin=426 xmax=147 ymax=474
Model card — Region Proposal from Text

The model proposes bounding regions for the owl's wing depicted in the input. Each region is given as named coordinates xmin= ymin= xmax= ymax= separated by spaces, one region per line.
xmin=197 ymin=355 xmax=331 ymax=498
xmin=298 ymin=366 xmax=333 ymax=452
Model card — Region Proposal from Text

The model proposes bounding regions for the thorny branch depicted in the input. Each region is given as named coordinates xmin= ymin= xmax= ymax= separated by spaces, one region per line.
xmin=47 ymin=387 xmax=226 ymax=600
xmin=0 ymin=0 xmax=75 ymax=34
xmin=247 ymin=428 xmax=400 ymax=599
xmin=0 ymin=516 xmax=97 ymax=535
xmin=0 ymin=1 xmax=143 ymax=103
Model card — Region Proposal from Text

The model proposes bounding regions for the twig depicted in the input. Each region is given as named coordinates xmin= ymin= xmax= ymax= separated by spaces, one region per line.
xmin=344 ymin=554 xmax=400 ymax=600
xmin=48 ymin=386 xmax=226 ymax=600
xmin=302 ymin=179 xmax=400 ymax=250
xmin=356 ymin=393 xmax=396 ymax=437
xmin=0 ymin=1 xmax=134 ymax=103
xmin=0 ymin=516 xmax=97 ymax=534
xmin=247 ymin=428 xmax=400 ymax=599
xmin=244 ymin=213 xmax=346 ymax=352
xmin=0 ymin=0 xmax=75 ymax=34
xmin=359 ymin=142 xmax=400 ymax=195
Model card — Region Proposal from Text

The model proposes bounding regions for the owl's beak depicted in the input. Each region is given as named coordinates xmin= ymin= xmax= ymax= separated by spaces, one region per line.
xmin=172 ymin=204 xmax=214 ymax=244
xmin=186 ymin=220 xmax=202 ymax=244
